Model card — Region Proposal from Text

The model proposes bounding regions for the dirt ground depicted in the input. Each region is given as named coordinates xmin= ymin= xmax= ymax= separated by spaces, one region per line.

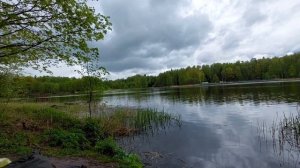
xmin=49 ymin=157 xmax=118 ymax=168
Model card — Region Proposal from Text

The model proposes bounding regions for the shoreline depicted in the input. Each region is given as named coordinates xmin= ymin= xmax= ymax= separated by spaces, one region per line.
xmin=14 ymin=78 xmax=300 ymax=100
xmin=168 ymin=78 xmax=300 ymax=88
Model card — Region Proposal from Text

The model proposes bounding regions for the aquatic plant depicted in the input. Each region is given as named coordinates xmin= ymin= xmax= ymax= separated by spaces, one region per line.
xmin=133 ymin=108 xmax=181 ymax=134
xmin=97 ymin=107 xmax=181 ymax=136
xmin=277 ymin=111 xmax=300 ymax=149
xmin=257 ymin=107 xmax=300 ymax=167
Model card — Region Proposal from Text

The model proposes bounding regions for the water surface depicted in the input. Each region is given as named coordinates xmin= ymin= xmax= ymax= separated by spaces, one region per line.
xmin=103 ymin=82 xmax=300 ymax=168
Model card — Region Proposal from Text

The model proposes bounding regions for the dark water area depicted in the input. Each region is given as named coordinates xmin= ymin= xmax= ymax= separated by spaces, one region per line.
xmin=103 ymin=82 xmax=300 ymax=168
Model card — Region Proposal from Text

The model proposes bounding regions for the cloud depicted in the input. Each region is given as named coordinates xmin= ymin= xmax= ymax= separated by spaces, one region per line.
xmin=191 ymin=0 xmax=300 ymax=65
xmin=25 ymin=0 xmax=300 ymax=79
xmin=23 ymin=62 xmax=82 ymax=78
xmin=91 ymin=0 xmax=212 ymax=78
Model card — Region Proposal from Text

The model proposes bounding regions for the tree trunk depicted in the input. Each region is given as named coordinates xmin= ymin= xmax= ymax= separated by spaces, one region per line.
xmin=88 ymin=77 xmax=92 ymax=118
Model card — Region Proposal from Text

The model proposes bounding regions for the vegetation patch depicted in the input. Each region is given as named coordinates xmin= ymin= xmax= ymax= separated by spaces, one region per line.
xmin=0 ymin=102 xmax=180 ymax=167
xmin=99 ymin=108 xmax=181 ymax=136
xmin=43 ymin=129 xmax=90 ymax=150
xmin=95 ymin=137 xmax=143 ymax=168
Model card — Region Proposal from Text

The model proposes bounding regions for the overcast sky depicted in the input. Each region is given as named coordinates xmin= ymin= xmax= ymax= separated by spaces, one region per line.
xmin=25 ymin=0 xmax=300 ymax=79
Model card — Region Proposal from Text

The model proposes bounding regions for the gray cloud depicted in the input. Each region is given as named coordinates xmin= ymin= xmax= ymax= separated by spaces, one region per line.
xmin=25 ymin=0 xmax=300 ymax=79
xmin=95 ymin=0 xmax=212 ymax=77
xmin=29 ymin=0 xmax=296 ymax=79
xmin=192 ymin=0 xmax=300 ymax=66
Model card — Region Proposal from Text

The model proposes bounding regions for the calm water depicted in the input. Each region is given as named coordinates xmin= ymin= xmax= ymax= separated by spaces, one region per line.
xmin=102 ymin=82 xmax=300 ymax=168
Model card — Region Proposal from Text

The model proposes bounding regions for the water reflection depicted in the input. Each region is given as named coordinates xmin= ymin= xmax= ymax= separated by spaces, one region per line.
xmin=120 ymin=122 xmax=221 ymax=167
xmin=37 ymin=82 xmax=300 ymax=167
xmin=121 ymin=119 xmax=289 ymax=168
xmin=106 ymin=82 xmax=300 ymax=167
xmin=103 ymin=82 xmax=300 ymax=106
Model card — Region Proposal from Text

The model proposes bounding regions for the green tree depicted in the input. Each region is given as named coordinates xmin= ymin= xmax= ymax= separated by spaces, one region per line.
xmin=212 ymin=74 xmax=220 ymax=83
xmin=0 ymin=65 xmax=21 ymax=100
xmin=0 ymin=0 xmax=111 ymax=69
xmin=288 ymin=65 xmax=297 ymax=77
xmin=77 ymin=56 xmax=108 ymax=117
xmin=202 ymin=65 xmax=212 ymax=82
xmin=199 ymin=70 xmax=205 ymax=83
xmin=222 ymin=66 xmax=234 ymax=81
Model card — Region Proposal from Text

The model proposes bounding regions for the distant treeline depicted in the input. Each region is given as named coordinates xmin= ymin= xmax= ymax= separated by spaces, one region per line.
xmin=0 ymin=75 xmax=105 ymax=97
xmin=1 ymin=53 xmax=300 ymax=97
xmin=105 ymin=53 xmax=300 ymax=89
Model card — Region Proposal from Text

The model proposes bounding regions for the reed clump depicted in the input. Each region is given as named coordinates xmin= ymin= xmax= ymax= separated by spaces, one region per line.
xmin=98 ymin=107 xmax=181 ymax=136
xmin=277 ymin=111 xmax=300 ymax=149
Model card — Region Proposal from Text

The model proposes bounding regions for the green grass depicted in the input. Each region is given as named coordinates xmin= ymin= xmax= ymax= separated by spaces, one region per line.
xmin=0 ymin=102 xmax=180 ymax=167
xmin=0 ymin=132 xmax=32 ymax=155
xmin=0 ymin=102 xmax=143 ymax=167
xmin=98 ymin=107 xmax=181 ymax=136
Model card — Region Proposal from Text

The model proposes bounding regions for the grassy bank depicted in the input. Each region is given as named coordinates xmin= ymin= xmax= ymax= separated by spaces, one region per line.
xmin=0 ymin=102 xmax=179 ymax=167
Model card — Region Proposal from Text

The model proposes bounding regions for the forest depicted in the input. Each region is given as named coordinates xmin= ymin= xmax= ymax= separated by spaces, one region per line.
xmin=104 ymin=52 xmax=300 ymax=88
xmin=1 ymin=52 xmax=300 ymax=97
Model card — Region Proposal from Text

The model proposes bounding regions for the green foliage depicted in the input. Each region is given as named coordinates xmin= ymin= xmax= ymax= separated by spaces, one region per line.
xmin=0 ymin=133 xmax=31 ymax=155
xmin=0 ymin=0 xmax=111 ymax=69
xmin=118 ymin=153 xmax=143 ymax=168
xmin=0 ymin=102 xmax=144 ymax=166
xmin=95 ymin=137 xmax=120 ymax=157
xmin=212 ymin=74 xmax=220 ymax=83
xmin=105 ymin=53 xmax=300 ymax=88
xmin=95 ymin=137 xmax=143 ymax=167
xmin=4 ymin=53 xmax=299 ymax=95
xmin=0 ymin=75 xmax=106 ymax=97
xmin=77 ymin=59 xmax=109 ymax=117
xmin=43 ymin=129 xmax=90 ymax=150
xmin=83 ymin=119 xmax=105 ymax=145
xmin=0 ymin=66 xmax=22 ymax=99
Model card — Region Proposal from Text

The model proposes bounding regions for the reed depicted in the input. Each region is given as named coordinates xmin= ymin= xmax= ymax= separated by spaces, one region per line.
xmin=97 ymin=107 xmax=181 ymax=136
xmin=257 ymin=108 xmax=300 ymax=167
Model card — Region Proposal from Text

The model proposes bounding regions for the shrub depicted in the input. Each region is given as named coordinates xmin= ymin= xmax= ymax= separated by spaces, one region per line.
xmin=43 ymin=129 xmax=90 ymax=150
xmin=95 ymin=137 xmax=120 ymax=157
xmin=83 ymin=119 xmax=105 ymax=145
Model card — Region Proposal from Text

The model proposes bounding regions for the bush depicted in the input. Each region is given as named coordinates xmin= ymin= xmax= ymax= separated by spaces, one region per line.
xmin=95 ymin=137 xmax=120 ymax=157
xmin=43 ymin=129 xmax=90 ymax=150
xmin=83 ymin=119 xmax=105 ymax=145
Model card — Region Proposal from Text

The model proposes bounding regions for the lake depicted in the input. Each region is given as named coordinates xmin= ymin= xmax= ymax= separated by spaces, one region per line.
xmin=102 ymin=82 xmax=300 ymax=168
